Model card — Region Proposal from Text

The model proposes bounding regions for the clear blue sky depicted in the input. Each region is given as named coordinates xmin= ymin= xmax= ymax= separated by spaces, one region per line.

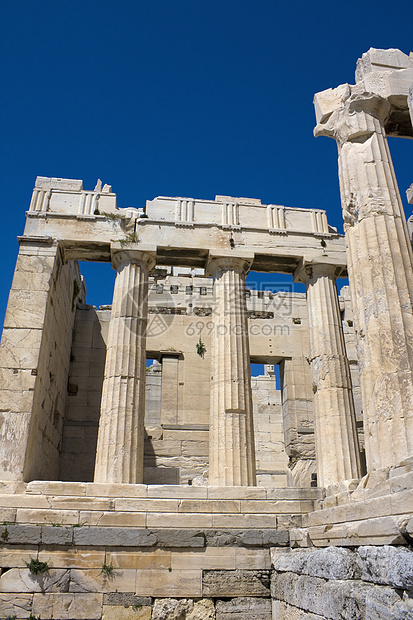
xmin=1 ymin=0 xmax=412 ymax=326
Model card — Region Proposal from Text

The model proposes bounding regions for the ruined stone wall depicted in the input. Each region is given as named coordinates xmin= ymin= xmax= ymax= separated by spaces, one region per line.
xmin=61 ymin=272 xmax=362 ymax=486
xmin=24 ymin=255 xmax=84 ymax=482
xmin=271 ymin=546 xmax=413 ymax=619
xmin=0 ymin=238 xmax=84 ymax=482
xmin=251 ymin=375 xmax=288 ymax=487
xmin=59 ymin=305 xmax=108 ymax=482
xmin=62 ymin=272 xmax=318 ymax=485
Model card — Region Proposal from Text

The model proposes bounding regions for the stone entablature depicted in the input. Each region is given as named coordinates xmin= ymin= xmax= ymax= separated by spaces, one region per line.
xmin=146 ymin=195 xmax=331 ymax=235
xmin=29 ymin=176 xmax=117 ymax=217
xmin=23 ymin=181 xmax=347 ymax=272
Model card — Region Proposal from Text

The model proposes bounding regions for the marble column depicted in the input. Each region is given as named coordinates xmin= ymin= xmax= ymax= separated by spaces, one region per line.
xmin=297 ymin=263 xmax=361 ymax=488
xmin=315 ymin=94 xmax=413 ymax=472
xmin=207 ymin=256 xmax=256 ymax=486
xmin=94 ymin=250 xmax=155 ymax=484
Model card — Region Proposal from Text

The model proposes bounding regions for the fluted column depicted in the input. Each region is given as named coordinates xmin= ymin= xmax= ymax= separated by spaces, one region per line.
xmin=297 ymin=263 xmax=361 ymax=488
xmin=94 ymin=250 xmax=155 ymax=483
xmin=207 ymin=256 xmax=256 ymax=486
xmin=315 ymin=93 xmax=413 ymax=472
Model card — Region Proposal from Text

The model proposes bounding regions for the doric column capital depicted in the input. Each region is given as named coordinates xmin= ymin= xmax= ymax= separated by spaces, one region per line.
xmin=111 ymin=248 xmax=156 ymax=272
xmin=206 ymin=253 xmax=254 ymax=277
xmin=294 ymin=260 xmax=343 ymax=284
xmin=314 ymin=90 xmax=391 ymax=146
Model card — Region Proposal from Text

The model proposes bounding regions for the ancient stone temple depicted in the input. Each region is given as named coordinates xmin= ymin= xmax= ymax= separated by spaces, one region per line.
xmin=0 ymin=48 xmax=412 ymax=619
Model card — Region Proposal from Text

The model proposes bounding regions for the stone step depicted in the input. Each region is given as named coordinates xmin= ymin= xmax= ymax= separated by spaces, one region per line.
xmin=23 ymin=480 xmax=324 ymax=501
xmin=303 ymin=488 xmax=413 ymax=527
xmin=0 ymin=524 xmax=289 ymax=549
xmin=3 ymin=505 xmax=303 ymax=529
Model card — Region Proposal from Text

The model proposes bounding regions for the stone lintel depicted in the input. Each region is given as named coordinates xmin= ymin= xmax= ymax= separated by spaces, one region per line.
xmin=35 ymin=176 xmax=83 ymax=191
xmin=17 ymin=235 xmax=55 ymax=247
xmin=158 ymin=350 xmax=184 ymax=360
xmin=22 ymin=210 xmax=347 ymax=271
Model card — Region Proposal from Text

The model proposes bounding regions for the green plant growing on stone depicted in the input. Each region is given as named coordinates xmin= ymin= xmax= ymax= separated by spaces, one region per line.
xmin=5 ymin=615 xmax=16 ymax=619
xmin=101 ymin=211 xmax=122 ymax=220
xmin=28 ymin=614 xmax=41 ymax=620
xmin=120 ymin=231 xmax=139 ymax=246
xmin=72 ymin=521 xmax=85 ymax=527
xmin=26 ymin=557 xmax=49 ymax=575
xmin=1 ymin=527 xmax=9 ymax=542
xmin=196 ymin=337 xmax=206 ymax=359
xmin=100 ymin=562 xmax=115 ymax=578
xmin=132 ymin=604 xmax=143 ymax=611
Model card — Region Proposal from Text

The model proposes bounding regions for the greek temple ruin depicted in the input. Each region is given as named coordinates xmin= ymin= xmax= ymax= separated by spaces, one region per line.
xmin=0 ymin=48 xmax=412 ymax=619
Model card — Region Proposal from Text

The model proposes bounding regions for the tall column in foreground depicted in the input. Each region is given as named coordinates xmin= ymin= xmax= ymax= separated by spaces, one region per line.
xmin=315 ymin=93 xmax=413 ymax=472
xmin=207 ymin=256 xmax=256 ymax=486
xmin=94 ymin=249 xmax=155 ymax=483
xmin=297 ymin=263 xmax=361 ymax=487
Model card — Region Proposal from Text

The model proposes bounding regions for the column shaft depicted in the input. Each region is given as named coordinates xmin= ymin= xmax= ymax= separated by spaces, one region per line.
xmin=208 ymin=258 xmax=256 ymax=486
xmin=94 ymin=251 xmax=154 ymax=483
xmin=303 ymin=265 xmax=361 ymax=487
xmin=334 ymin=102 xmax=413 ymax=471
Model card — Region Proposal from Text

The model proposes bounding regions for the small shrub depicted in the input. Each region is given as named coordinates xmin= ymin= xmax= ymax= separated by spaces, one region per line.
xmin=120 ymin=231 xmax=139 ymax=246
xmin=101 ymin=211 xmax=122 ymax=220
xmin=26 ymin=557 xmax=49 ymax=575
xmin=196 ymin=337 xmax=206 ymax=358
xmin=100 ymin=562 xmax=115 ymax=578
